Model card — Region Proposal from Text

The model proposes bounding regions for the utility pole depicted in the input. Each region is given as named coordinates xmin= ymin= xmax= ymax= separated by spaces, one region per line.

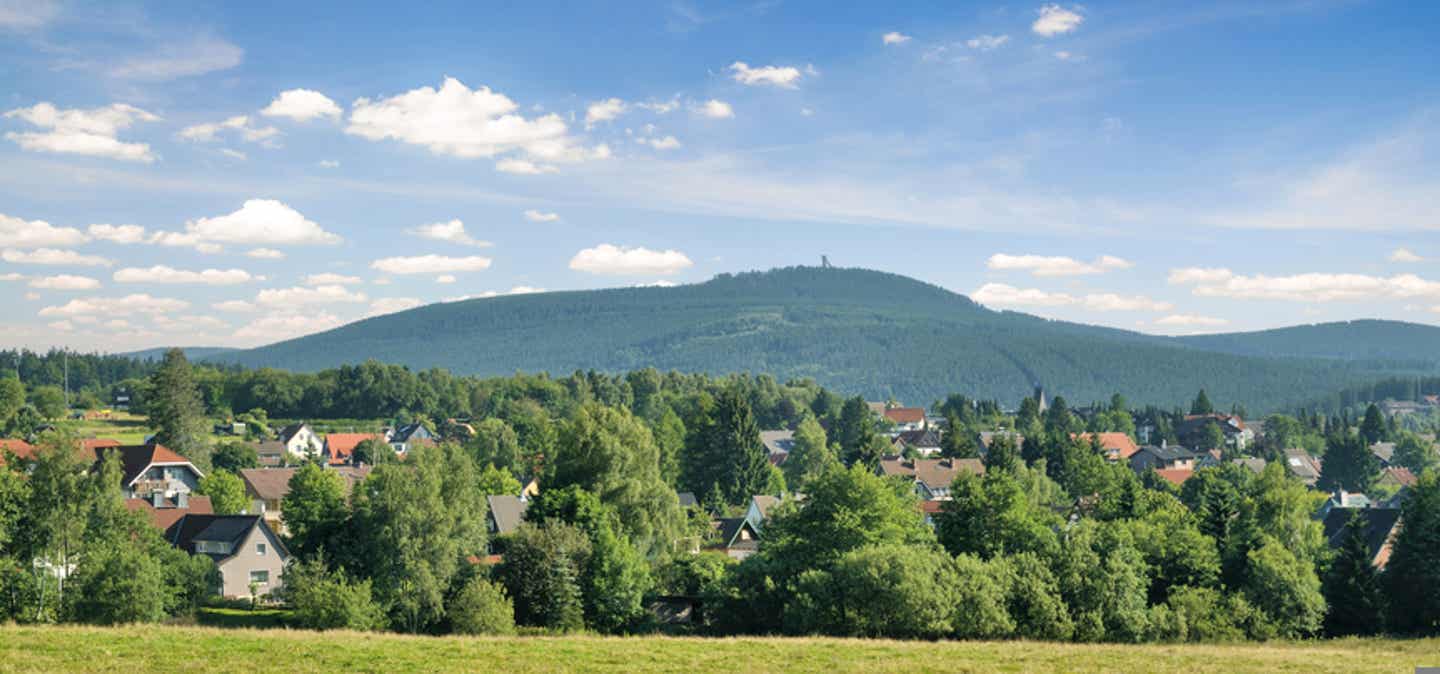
xmin=63 ymin=348 xmax=69 ymax=409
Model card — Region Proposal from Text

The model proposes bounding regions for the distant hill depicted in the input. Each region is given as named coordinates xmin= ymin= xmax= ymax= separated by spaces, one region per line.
xmin=1176 ymin=320 xmax=1440 ymax=364
xmin=210 ymin=267 xmax=1438 ymax=412
xmin=122 ymin=346 xmax=239 ymax=362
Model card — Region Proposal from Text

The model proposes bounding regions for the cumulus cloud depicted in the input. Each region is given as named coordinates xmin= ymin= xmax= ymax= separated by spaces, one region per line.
xmin=1167 ymin=267 xmax=1233 ymax=284
xmin=435 ymin=275 xmax=456 ymax=284
xmin=151 ymin=199 xmax=341 ymax=251
xmin=1390 ymin=248 xmax=1424 ymax=263
xmin=87 ymin=223 xmax=146 ymax=244
xmin=495 ymin=158 xmax=558 ymax=175
xmin=569 ymin=244 xmax=693 ymax=276
xmin=29 ymin=274 xmax=100 ymax=290
xmin=233 ymin=310 xmax=343 ymax=342
xmin=728 ymin=62 xmax=803 ymax=88
xmin=882 ymin=32 xmax=912 ymax=45
xmin=261 ymin=89 xmax=342 ymax=121
xmin=302 ymin=273 xmax=362 ymax=286
xmin=3 ymin=102 xmax=159 ymax=162
xmin=585 ymin=98 xmax=626 ymax=127
xmin=523 ymin=209 xmax=560 ymax=222
xmin=256 ymin=284 xmax=367 ymax=307
xmin=1033 ymin=4 xmax=1083 ymax=36
xmin=213 ymin=299 xmax=257 ymax=313
xmin=246 ymin=248 xmax=285 ymax=259
xmin=0 ymin=213 xmax=88 ymax=248
xmin=2 ymin=248 xmax=112 ymax=266
xmin=371 ymin=254 xmax=493 ymax=275
xmin=636 ymin=98 xmax=680 ymax=114
xmin=113 ymin=265 xmax=257 ymax=285
xmin=639 ymin=135 xmax=682 ymax=150
xmin=177 ymin=115 xmax=279 ymax=145
xmin=1155 ymin=314 xmax=1230 ymax=327
xmin=972 ymin=283 xmax=1075 ymax=307
xmin=317 ymin=159 xmax=340 ymax=169
xmin=407 ymin=219 xmax=491 ymax=247
xmin=966 ymin=34 xmax=1010 ymax=50
xmin=987 ymin=253 xmax=1131 ymax=277
xmin=346 ymin=77 xmax=608 ymax=174
xmin=369 ymin=297 xmax=424 ymax=316
xmin=1176 ymin=271 xmax=1440 ymax=303
xmin=107 ymin=34 xmax=243 ymax=80
xmin=696 ymin=99 xmax=735 ymax=119
xmin=39 ymin=293 xmax=187 ymax=317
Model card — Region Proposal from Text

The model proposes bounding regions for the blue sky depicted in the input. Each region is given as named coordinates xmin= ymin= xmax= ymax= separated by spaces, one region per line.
xmin=1 ymin=0 xmax=1437 ymax=352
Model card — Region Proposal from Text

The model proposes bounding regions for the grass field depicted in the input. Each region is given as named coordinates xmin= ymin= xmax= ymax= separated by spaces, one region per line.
xmin=0 ymin=625 xmax=1435 ymax=673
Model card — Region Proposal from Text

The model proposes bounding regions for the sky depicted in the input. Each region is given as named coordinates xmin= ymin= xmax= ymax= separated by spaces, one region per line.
xmin=1 ymin=0 xmax=1438 ymax=353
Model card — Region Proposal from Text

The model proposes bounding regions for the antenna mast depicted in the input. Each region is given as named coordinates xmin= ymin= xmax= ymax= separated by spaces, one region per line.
xmin=821 ymin=255 xmax=833 ymax=269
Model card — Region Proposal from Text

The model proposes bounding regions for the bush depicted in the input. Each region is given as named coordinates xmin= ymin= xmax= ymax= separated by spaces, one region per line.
xmin=286 ymin=558 xmax=385 ymax=631
xmin=448 ymin=577 xmax=516 ymax=635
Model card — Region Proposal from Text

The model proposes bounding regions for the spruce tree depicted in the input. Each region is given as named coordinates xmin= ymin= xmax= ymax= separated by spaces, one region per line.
xmin=1322 ymin=512 xmax=1385 ymax=636
xmin=145 ymin=348 xmax=210 ymax=470
xmin=1190 ymin=389 xmax=1214 ymax=416
xmin=1318 ymin=431 xmax=1379 ymax=494
xmin=1358 ymin=404 xmax=1387 ymax=446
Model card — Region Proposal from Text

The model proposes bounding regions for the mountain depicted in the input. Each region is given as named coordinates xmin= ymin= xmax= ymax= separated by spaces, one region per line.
xmin=122 ymin=346 xmax=239 ymax=362
xmin=211 ymin=267 xmax=1438 ymax=412
xmin=1175 ymin=320 xmax=1440 ymax=364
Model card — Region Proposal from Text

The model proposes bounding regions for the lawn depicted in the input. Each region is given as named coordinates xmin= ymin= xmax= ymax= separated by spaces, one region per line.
xmin=0 ymin=625 xmax=1436 ymax=673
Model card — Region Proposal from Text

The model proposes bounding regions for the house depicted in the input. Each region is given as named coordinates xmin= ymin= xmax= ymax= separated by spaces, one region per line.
xmin=745 ymin=495 xmax=781 ymax=533
xmin=93 ymin=443 xmax=204 ymax=499
xmin=1370 ymin=442 xmax=1396 ymax=467
xmin=919 ymin=500 xmax=945 ymax=527
xmin=486 ymin=494 xmax=528 ymax=538
xmin=277 ymin=423 xmax=323 ymax=459
xmin=1154 ymin=468 xmax=1195 ymax=487
xmin=1283 ymin=448 xmax=1322 ymax=486
xmin=891 ymin=429 xmax=942 ymax=457
xmin=1075 ymin=432 xmax=1140 ymax=462
xmin=1318 ymin=490 xmax=1372 ymax=520
xmin=254 ymin=440 xmax=287 ymax=467
xmin=323 ymin=432 xmax=384 ymax=466
xmin=387 ymin=422 xmax=436 ymax=454
xmin=1232 ymin=457 xmax=1268 ymax=475
xmin=1377 ymin=466 xmax=1417 ymax=492
xmin=239 ymin=466 xmax=370 ymax=533
xmin=1128 ymin=445 xmax=1200 ymax=473
xmin=0 ymin=438 xmax=34 ymax=463
xmin=759 ymin=430 xmax=795 ymax=464
xmin=882 ymin=407 xmax=927 ymax=432
xmin=708 ymin=517 xmax=760 ymax=560
xmin=877 ymin=456 xmax=985 ymax=501
xmin=977 ymin=431 xmax=1024 ymax=455
xmin=1177 ymin=414 xmax=1253 ymax=451
xmin=170 ymin=514 xmax=288 ymax=598
xmin=1321 ymin=507 xmax=1403 ymax=570
xmin=125 ymin=493 xmax=213 ymax=537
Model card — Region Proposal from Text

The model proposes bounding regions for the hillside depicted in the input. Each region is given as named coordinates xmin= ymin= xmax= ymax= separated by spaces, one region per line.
xmin=122 ymin=346 xmax=238 ymax=362
xmin=213 ymin=267 xmax=1436 ymax=412
xmin=1176 ymin=320 xmax=1440 ymax=364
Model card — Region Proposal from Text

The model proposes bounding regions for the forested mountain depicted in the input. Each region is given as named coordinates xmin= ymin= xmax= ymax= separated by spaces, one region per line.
xmin=207 ymin=267 xmax=1438 ymax=413
xmin=122 ymin=347 xmax=239 ymax=362
xmin=1176 ymin=320 xmax=1440 ymax=364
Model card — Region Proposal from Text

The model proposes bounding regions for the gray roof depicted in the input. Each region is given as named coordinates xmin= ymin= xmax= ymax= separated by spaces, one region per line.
xmin=1370 ymin=442 xmax=1396 ymax=464
xmin=1284 ymin=448 xmax=1322 ymax=482
xmin=759 ymin=430 xmax=795 ymax=455
xmin=170 ymin=514 xmax=285 ymax=562
xmin=677 ymin=492 xmax=698 ymax=508
xmin=1135 ymin=445 xmax=1199 ymax=461
xmin=1232 ymin=457 xmax=1267 ymax=474
xmin=487 ymin=494 xmax=528 ymax=536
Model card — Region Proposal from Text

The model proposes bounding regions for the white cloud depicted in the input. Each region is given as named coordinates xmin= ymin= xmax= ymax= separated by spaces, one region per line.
xmin=2 ymin=248 xmax=112 ymax=266
xmin=107 ymin=34 xmax=243 ymax=80
xmin=177 ymin=115 xmax=278 ymax=145
xmin=696 ymin=99 xmax=735 ymax=119
xmin=435 ymin=275 xmax=456 ymax=284
xmin=317 ymin=159 xmax=340 ymax=169
xmin=1053 ymin=50 xmax=1084 ymax=62
xmin=39 ymin=293 xmax=187 ymax=317
xmin=523 ymin=209 xmax=560 ymax=222
xmin=569 ymin=244 xmax=693 ymax=276
xmin=153 ymin=199 xmax=341 ymax=250
xmin=1033 ymin=4 xmax=1084 ymax=37
xmin=28 ymin=274 xmax=100 ymax=290
xmin=302 ymin=273 xmax=362 ymax=286
xmin=256 ymin=284 xmax=367 ymax=307
xmin=1390 ymin=248 xmax=1424 ymax=263
xmin=987 ymin=253 xmax=1131 ymax=277
xmin=87 ymin=223 xmax=145 ymax=244
xmin=1180 ymin=272 xmax=1440 ymax=303
xmin=585 ymin=98 xmax=626 ymax=127
xmin=261 ymin=89 xmax=342 ymax=122
xmin=640 ymin=135 xmax=682 ymax=150
xmin=220 ymin=148 xmax=247 ymax=160
xmin=246 ymin=248 xmax=286 ymax=259
xmin=1167 ymin=267 xmax=1233 ymax=284
xmin=233 ymin=310 xmax=343 ymax=342
xmin=882 ymin=32 xmax=912 ymax=45
xmin=0 ymin=273 xmax=23 ymax=281
xmin=728 ymin=62 xmax=803 ymax=88
xmin=972 ymin=283 xmax=1075 ymax=307
xmin=966 ymin=34 xmax=1010 ymax=50
xmin=47 ymin=320 xmax=73 ymax=332
xmin=0 ymin=0 xmax=60 ymax=30
xmin=113 ymin=265 xmax=257 ymax=285
xmin=371 ymin=254 xmax=493 ymax=275
xmin=3 ymin=102 xmax=159 ymax=162
xmin=636 ymin=98 xmax=680 ymax=114
xmin=213 ymin=299 xmax=257 ymax=313
xmin=495 ymin=158 xmax=558 ymax=175
xmin=369 ymin=297 xmax=424 ymax=316
xmin=346 ymin=77 xmax=607 ymax=173
xmin=1082 ymin=293 xmax=1173 ymax=312
xmin=1155 ymin=314 xmax=1230 ymax=327
xmin=449 ymin=286 xmax=547 ymax=301
xmin=407 ymin=219 xmax=492 ymax=247
xmin=0 ymin=213 xmax=88 ymax=248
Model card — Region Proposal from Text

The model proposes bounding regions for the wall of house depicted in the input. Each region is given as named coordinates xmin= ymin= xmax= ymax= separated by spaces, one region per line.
xmin=216 ymin=524 xmax=287 ymax=598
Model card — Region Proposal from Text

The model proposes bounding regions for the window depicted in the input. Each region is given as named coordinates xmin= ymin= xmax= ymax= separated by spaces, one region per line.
xmin=256 ymin=543 xmax=266 ymax=556
xmin=249 ymin=570 xmax=269 ymax=585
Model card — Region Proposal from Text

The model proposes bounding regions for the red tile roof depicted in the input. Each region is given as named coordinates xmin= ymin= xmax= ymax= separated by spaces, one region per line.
xmin=883 ymin=407 xmax=926 ymax=424
xmin=80 ymin=438 xmax=121 ymax=451
xmin=324 ymin=433 xmax=384 ymax=465
xmin=1155 ymin=468 xmax=1195 ymax=486
xmin=91 ymin=444 xmax=202 ymax=486
xmin=1075 ymin=432 xmax=1140 ymax=459
xmin=125 ymin=495 xmax=214 ymax=535
xmin=0 ymin=438 xmax=35 ymax=462
xmin=1383 ymin=466 xmax=1418 ymax=488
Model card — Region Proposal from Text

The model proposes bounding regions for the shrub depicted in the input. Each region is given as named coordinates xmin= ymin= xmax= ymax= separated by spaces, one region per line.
xmin=448 ymin=577 xmax=516 ymax=635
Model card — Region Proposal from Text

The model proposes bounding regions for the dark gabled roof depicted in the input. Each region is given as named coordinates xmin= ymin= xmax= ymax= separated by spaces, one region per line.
xmin=391 ymin=422 xmax=431 ymax=443
xmin=712 ymin=517 xmax=759 ymax=549
xmin=125 ymin=495 xmax=213 ymax=537
xmin=486 ymin=495 xmax=528 ymax=535
xmin=92 ymin=443 xmax=203 ymax=486
xmin=169 ymin=514 xmax=285 ymax=562
xmin=1321 ymin=507 xmax=1402 ymax=564
xmin=894 ymin=429 xmax=941 ymax=448
xmin=1133 ymin=445 xmax=1198 ymax=462
xmin=277 ymin=423 xmax=309 ymax=444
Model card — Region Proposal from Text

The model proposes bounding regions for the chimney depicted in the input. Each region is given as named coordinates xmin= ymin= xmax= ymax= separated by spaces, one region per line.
xmin=151 ymin=491 xmax=164 ymax=508
xmin=177 ymin=492 xmax=188 ymax=509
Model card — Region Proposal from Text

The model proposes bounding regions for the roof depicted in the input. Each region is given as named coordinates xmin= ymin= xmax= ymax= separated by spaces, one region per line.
xmin=0 ymin=438 xmax=35 ymax=462
xmin=239 ymin=466 xmax=371 ymax=502
xmin=487 ymin=494 xmax=528 ymax=535
xmin=390 ymin=422 xmax=432 ymax=443
xmin=977 ymin=431 xmax=1024 ymax=449
xmin=1381 ymin=466 xmax=1417 ymax=488
xmin=1370 ymin=442 xmax=1396 ymax=464
xmin=170 ymin=514 xmax=285 ymax=562
xmin=277 ymin=423 xmax=310 ymax=444
xmin=1321 ymin=507 xmax=1402 ymax=567
xmin=79 ymin=438 xmax=121 ymax=452
xmin=92 ymin=443 xmax=203 ymax=487
xmin=1182 ymin=414 xmax=1247 ymax=431
xmin=1232 ymin=457 xmax=1268 ymax=474
xmin=759 ymin=430 xmax=795 ymax=455
xmin=712 ymin=517 xmax=759 ymax=550
xmin=125 ymin=495 xmax=213 ymax=535
xmin=324 ymin=433 xmax=384 ymax=465
xmin=878 ymin=456 xmax=985 ymax=488
xmin=750 ymin=494 xmax=781 ymax=520
xmin=1283 ymin=448 xmax=1322 ymax=481
xmin=1133 ymin=445 xmax=1199 ymax=462
xmin=677 ymin=492 xmax=698 ymax=508
xmin=894 ymin=429 xmax=941 ymax=449
xmin=1075 ymin=432 xmax=1140 ymax=459
xmin=883 ymin=407 xmax=926 ymax=424
xmin=1154 ymin=468 xmax=1195 ymax=486
xmin=866 ymin=401 xmax=889 ymax=416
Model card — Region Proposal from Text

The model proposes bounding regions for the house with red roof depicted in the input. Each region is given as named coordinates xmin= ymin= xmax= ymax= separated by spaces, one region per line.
xmin=323 ymin=432 xmax=385 ymax=466
xmin=91 ymin=443 xmax=205 ymax=499
xmin=1075 ymin=432 xmax=1141 ymax=462
xmin=882 ymin=406 xmax=927 ymax=431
